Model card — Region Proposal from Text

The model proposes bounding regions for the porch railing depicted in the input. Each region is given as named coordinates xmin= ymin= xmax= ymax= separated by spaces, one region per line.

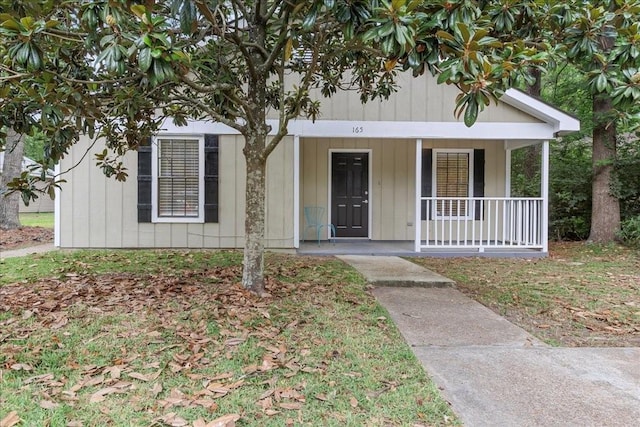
xmin=419 ymin=197 xmax=544 ymax=250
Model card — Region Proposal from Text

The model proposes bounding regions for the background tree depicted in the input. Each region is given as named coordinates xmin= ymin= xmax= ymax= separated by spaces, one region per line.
xmin=2 ymin=0 xmax=546 ymax=293
xmin=0 ymin=130 xmax=24 ymax=229
xmin=549 ymin=0 xmax=640 ymax=243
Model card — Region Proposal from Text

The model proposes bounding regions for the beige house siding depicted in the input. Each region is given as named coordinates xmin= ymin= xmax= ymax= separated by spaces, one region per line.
xmin=302 ymin=72 xmax=541 ymax=124
xmin=58 ymin=134 xmax=294 ymax=248
xmin=301 ymin=138 xmax=506 ymax=241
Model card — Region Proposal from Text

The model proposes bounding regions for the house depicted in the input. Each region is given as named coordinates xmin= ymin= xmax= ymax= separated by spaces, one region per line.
xmin=55 ymin=72 xmax=579 ymax=255
xmin=0 ymin=153 xmax=55 ymax=214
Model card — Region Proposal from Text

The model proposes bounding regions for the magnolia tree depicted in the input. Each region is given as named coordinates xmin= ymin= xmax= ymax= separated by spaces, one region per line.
xmin=1 ymin=0 xmax=543 ymax=293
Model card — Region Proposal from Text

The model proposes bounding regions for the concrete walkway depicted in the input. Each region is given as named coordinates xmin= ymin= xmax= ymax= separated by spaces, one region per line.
xmin=0 ymin=243 xmax=56 ymax=259
xmin=338 ymin=255 xmax=640 ymax=427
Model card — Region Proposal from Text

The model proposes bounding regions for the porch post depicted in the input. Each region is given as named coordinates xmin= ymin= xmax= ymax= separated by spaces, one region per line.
xmin=541 ymin=140 xmax=549 ymax=253
xmin=293 ymin=135 xmax=300 ymax=248
xmin=505 ymin=147 xmax=512 ymax=197
xmin=54 ymin=161 xmax=61 ymax=247
xmin=414 ymin=139 xmax=422 ymax=252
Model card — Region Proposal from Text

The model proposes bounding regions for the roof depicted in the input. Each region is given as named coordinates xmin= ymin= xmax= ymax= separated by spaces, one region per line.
xmin=0 ymin=153 xmax=55 ymax=178
xmin=501 ymin=89 xmax=580 ymax=136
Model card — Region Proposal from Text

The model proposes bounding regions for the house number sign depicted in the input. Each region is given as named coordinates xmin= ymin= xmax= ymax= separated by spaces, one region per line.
xmin=352 ymin=126 xmax=364 ymax=134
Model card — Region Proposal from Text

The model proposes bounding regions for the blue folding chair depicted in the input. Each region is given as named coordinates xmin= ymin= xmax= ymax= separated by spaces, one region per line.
xmin=303 ymin=206 xmax=336 ymax=245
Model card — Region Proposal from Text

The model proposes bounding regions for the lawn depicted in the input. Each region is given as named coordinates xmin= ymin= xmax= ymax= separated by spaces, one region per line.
xmin=0 ymin=250 xmax=457 ymax=427
xmin=412 ymin=242 xmax=640 ymax=347
xmin=19 ymin=212 xmax=54 ymax=229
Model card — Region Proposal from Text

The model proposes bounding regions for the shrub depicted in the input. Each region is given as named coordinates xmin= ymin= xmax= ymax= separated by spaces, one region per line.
xmin=617 ymin=215 xmax=640 ymax=248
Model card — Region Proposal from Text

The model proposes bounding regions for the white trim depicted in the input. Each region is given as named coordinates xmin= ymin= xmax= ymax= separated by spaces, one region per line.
xmin=505 ymin=147 xmax=512 ymax=197
xmin=54 ymin=162 xmax=61 ymax=247
xmin=502 ymin=89 xmax=580 ymax=135
xmin=414 ymin=139 xmax=422 ymax=252
xmin=151 ymin=134 xmax=205 ymax=223
xmin=293 ymin=135 xmax=300 ymax=248
xmin=541 ymin=140 xmax=550 ymax=253
xmin=160 ymin=118 xmax=565 ymax=141
xmin=328 ymin=149 xmax=373 ymax=240
xmin=431 ymin=149 xmax=474 ymax=220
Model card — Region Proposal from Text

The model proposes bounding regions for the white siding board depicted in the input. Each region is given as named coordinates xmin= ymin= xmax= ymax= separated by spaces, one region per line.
xmin=104 ymin=175 xmax=123 ymax=247
xmin=187 ymin=223 xmax=203 ymax=248
xmin=309 ymin=72 xmax=542 ymax=124
xmin=170 ymin=223 xmax=188 ymax=247
xmin=121 ymin=152 xmax=140 ymax=247
xmin=71 ymin=138 xmax=90 ymax=247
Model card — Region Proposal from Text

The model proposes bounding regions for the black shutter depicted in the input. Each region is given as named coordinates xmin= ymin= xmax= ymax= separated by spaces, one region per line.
xmin=137 ymin=137 xmax=152 ymax=222
xmin=473 ymin=149 xmax=485 ymax=220
xmin=204 ymin=134 xmax=219 ymax=223
xmin=421 ymin=149 xmax=432 ymax=220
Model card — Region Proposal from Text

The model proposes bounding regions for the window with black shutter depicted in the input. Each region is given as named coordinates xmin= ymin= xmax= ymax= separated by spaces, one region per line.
xmin=421 ymin=148 xmax=484 ymax=220
xmin=138 ymin=134 xmax=219 ymax=223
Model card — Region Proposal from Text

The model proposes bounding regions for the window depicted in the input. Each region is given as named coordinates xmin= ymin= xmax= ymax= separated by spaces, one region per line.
xmin=137 ymin=134 xmax=219 ymax=224
xmin=157 ymin=138 xmax=201 ymax=218
xmin=421 ymin=148 xmax=484 ymax=220
xmin=434 ymin=151 xmax=471 ymax=217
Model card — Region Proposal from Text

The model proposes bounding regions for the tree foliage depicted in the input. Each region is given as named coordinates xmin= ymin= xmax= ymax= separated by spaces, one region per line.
xmin=0 ymin=0 xmax=556 ymax=291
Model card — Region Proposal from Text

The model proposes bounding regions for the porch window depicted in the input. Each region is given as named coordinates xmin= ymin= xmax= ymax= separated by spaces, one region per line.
xmin=421 ymin=148 xmax=484 ymax=220
xmin=434 ymin=151 xmax=471 ymax=217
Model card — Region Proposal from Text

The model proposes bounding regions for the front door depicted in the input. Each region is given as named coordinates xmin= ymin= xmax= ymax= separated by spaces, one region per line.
xmin=331 ymin=152 xmax=369 ymax=238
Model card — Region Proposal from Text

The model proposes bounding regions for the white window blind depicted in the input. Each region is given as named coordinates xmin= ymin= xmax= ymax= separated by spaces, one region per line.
xmin=157 ymin=139 xmax=200 ymax=217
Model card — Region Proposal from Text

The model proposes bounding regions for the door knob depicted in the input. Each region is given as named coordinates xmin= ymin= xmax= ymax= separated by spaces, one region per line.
xmin=363 ymin=200 xmax=368 ymax=204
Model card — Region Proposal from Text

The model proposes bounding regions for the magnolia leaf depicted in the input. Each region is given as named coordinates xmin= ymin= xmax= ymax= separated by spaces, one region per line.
xmin=0 ymin=411 xmax=20 ymax=427
xmin=139 ymin=48 xmax=152 ymax=72
xmin=464 ymin=98 xmax=479 ymax=127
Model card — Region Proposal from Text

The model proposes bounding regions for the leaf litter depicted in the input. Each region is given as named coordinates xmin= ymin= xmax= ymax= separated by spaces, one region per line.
xmin=416 ymin=242 xmax=640 ymax=347
xmin=0 ymin=255 xmax=455 ymax=426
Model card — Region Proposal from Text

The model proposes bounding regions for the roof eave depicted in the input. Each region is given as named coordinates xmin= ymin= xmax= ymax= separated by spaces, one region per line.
xmin=502 ymin=89 xmax=580 ymax=136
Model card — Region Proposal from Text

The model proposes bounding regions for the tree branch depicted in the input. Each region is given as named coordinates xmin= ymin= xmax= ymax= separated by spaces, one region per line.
xmin=171 ymin=93 xmax=246 ymax=133
xmin=178 ymin=74 xmax=236 ymax=93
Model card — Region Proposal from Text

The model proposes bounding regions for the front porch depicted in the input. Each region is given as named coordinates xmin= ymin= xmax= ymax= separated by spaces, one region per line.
xmin=297 ymin=240 xmax=546 ymax=258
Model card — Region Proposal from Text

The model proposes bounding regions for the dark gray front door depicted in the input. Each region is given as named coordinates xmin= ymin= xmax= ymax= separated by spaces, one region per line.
xmin=331 ymin=152 xmax=369 ymax=237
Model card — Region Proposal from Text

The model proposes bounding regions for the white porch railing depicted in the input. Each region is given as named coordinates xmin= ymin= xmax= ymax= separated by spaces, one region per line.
xmin=420 ymin=197 xmax=544 ymax=250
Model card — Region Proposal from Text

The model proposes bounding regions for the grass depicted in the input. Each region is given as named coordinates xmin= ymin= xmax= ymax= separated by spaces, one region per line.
xmin=0 ymin=250 xmax=457 ymax=426
xmin=19 ymin=212 xmax=54 ymax=229
xmin=411 ymin=242 xmax=640 ymax=347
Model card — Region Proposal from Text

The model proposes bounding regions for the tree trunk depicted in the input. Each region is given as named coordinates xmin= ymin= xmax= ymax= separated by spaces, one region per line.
xmin=588 ymin=94 xmax=620 ymax=243
xmin=0 ymin=130 xmax=24 ymax=230
xmin=241 ymin=134 xmax=267 ymax=295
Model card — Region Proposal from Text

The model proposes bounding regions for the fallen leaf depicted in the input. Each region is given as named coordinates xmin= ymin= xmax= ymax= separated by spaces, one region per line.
xmin=204 ymin=414 xmax=241 ymax=427
xmin=159 ymin=412 xmax=188 ymax=427
xmin=0 ymin=411 xmax=20 ymax=427
xmin=128 ymin=372 xmax=150 ymax=381
xmin=39 ymin=400 xmax=60 ymax=409
xmin=349 ymin=397 xmax=358 ymax=408
xmin=89 ymin=387 xmax=118 ymax=403
xmin=151 ymin=382 xmax=163 ymax=397
xmin=83 ymin=374 xmax=105 ymax=388
xmin=224 ymin=338 xmax=244 ymax=346
xmin=10 ymin=363 xmax=33 ymax=371
xmin=278 ymin=402 xmax=302 ymax=410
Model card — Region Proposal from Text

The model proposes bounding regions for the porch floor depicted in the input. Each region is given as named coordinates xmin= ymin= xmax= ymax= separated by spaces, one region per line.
xmin=297 ymin=240 xmax=546 ymax=258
